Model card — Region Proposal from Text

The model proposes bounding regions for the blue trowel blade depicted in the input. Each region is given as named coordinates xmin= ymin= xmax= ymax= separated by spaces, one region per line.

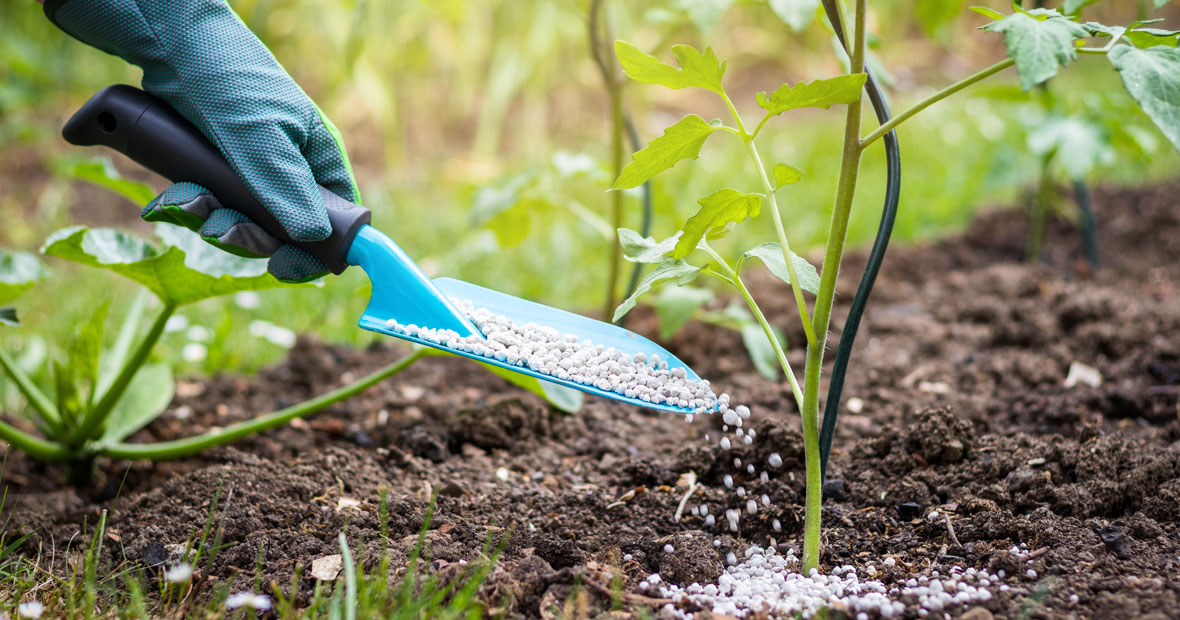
xmin=345 ymin=225 xmax=705 ymax=413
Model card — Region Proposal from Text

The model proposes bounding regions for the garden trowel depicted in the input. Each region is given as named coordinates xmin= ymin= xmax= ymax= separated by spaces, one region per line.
xmin=62 ymin=85 xmax=702 ymax=413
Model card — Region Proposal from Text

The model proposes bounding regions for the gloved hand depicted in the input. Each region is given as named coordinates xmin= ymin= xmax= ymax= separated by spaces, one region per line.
xmin=44 ymin=0 xmax=360 ymax=282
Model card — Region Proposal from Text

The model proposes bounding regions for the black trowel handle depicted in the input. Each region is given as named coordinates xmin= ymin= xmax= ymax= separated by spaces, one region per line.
xmin=62 ymin=85 xmax=371 ymax=275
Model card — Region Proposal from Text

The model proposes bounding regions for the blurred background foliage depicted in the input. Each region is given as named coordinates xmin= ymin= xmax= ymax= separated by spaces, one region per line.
xmin=1 ymin=0 xmax=1177 ymax=378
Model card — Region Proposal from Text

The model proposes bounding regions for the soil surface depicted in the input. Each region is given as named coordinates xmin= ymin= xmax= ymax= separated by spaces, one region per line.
xmin=3 ymin=183 xmax=1179 ymax=619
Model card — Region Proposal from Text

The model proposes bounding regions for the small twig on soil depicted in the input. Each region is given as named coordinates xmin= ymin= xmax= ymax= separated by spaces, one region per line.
xmin=582 ymin=576 xmax=675 ymax=607
xmin=944 ymin=514 xmax=963 ymax=549
xmin=673 ymin=473 xmax=698 ymax=522
xmin=1027 ymin=546 xmax=1050 ymax=560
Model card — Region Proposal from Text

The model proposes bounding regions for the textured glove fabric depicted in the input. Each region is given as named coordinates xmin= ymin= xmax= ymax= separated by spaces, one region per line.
xmin=144 ymin=182 xmax=329 ymax=282
xmin=45 ymin=0 xmax=359 ymax=281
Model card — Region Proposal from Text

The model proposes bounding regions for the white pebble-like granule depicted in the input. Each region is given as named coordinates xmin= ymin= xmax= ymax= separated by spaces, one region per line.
xmin=647 ymin=546 xmax=1000 ymax=619
xmin=384 ymin=301 xmax=719 ymax=412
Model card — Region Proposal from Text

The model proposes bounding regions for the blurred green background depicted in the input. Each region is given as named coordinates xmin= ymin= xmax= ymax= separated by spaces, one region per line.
xmin=2 ymin=0 xmax=1178 ymax=380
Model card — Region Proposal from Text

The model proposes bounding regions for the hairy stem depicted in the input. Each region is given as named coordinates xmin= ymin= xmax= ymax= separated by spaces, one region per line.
xmin=72 ymin=303 xmax=175 ymax=445
xmin=100 ymin=348 xmax=427 ymax=460
xmin=720 ymin=93 xmax=817 ymax=346
xmin=861 ymin=58 xmax=1014 ymax=148
xmin=801 ymin=0 xmax=866 ymax=575
xmin=701 ymin=244 xmax=805 ymax=413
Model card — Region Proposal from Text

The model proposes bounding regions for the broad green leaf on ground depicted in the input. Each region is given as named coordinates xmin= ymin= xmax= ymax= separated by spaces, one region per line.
xmin=969 ymin=6 xmax=1005 ymax=20
xmin=479 ymin=362 xmax=583 ymax=414
xmin=756 ymin=74 xmax=867 ymax=116
xmin=1109 ymin=44 xmax=1180 ymax=153
xmin=1125 ymin=28 xmax=1180 ymax=48
xmin=614 ymin=41 xmax=726 ymax=94
xmin=673 ymin=190 xmax=762 ymax=259
xmin=654 ymin=286 xmax=714 ymax=339
xmin=983 ymin=11 xmax=1089 ymax=90
xmin=0 ymin=307 xmax=17 ymax=327
xmin=613 ymin=259 xmax=703 ymax=322
xmin=99 ymin=363 xmax=174 ymax=444
xmin=0 ymin=250 xmax=46 ymax=305
xmin=740 ymin=322 xmax=787 ymax=381
xmin=916 ymin=0 xmax=963 ymax=36
xmin=618 ymin=228 xmax=681 ymax=263
xmin=69 ymin=157 xmax=156 ymax=204
xmin=1027 ymin=117 xmax=1115 ymax=178
xmin=740 ymin=242 xmax=820 ymax=294
xmin=773 ymin=164 xmax=805 ymax=190
xmin=678 ymin=0 xmax=735 ymax=32
xmin=42 ymin=225 xmax=298 ymax=306
xmin=613 ymin=115 xmax=719 ymax=190
xmin=768 ymin=0 xmax=819 ymax=32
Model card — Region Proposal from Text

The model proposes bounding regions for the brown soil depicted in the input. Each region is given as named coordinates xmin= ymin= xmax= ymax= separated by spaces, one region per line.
xmin=3 ymin=183 xmax=1179 ymax=619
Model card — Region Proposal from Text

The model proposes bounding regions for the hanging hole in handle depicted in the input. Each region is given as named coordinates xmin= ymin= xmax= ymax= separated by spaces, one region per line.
xmin=97 ymin=111 xmax=117 ymax=134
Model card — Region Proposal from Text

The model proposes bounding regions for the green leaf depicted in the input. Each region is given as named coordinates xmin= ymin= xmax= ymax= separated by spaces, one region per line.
xmin=0 ymin=250 xmax=46 ymax=306
xmin=0 ymin=307 xmax=18 ymax=327
xmin=1064 ymin=0 xmax=1101 ymax=15
xmin=612 ymin=115 xmax=719 ymax=190
xmin=478 ymin=362 xmax=583 ymax=414
xmin=614 ymin=41 xmax=727 ymax=95
xmin=916 ymin=0 xmax=963 ymax=36
xmin=678 ymin=0 xmax=735 ymax=32
xmin=673 ymin=190 xmax=762 ymax=259
xmin=772 ymin=164 xmax=805 ymax=190
xmin=740 ymin=242 xmax=820 ymax=294
xmin=768 ymin=0 xmax=820 ymax=32
xmin=969 ymin=6 xmax=1005 ymax=21
xmin=618 ymin=229 xmax=680 ymax=264
xmin=1109 ymin=44 xmax=1180 ymax=153
xmin=71 ymin=300 xmax=110 ymax=405
xmin=69 ymin=157 xmax=156 ymax=204
xmin=982 ymin=11 xmax=1089 ymax=90
xmin=653 ymin=286 xmax=714 ymax=340
xmin=756 ymin=74 xmax=868 ymax=116
xmin=42 ymin=225 xmax=299 ymax=306
xmin=740 ymin=322 xmax=786 ymax=381
xmin=99 ymin=363 xmax=174 ymax=444
xmin=1156 ymin=0 xmax=1171 ymax=9
xmin=1125 ymin=27 xmax=1180 ymax=48
xmin=613 ymin=259 xmax=703 ymax=322
xmin=1027 ymin=117 xmax=1115 ymax=178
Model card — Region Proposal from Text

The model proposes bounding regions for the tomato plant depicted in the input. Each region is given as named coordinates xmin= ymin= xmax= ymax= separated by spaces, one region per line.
xmin=611 ymin=0 xmax=1179 ymax=573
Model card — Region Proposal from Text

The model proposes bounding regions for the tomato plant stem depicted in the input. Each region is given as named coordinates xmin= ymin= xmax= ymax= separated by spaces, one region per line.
xmin=860 ymin=58 xmax=1014 ymax=148
xmin=99 ymin=348 xmax=428 ymax=460
xmin=720 ymin=93 xmax=818 ymax=347
xmin=801 ymin=0 xmax=866 ymax=574
xmin=590 ymin=0 xmax=625 ymax=322
xmin=0 ymin=346 xmax=62 ymax=432
xmin=72 ymin=303 xmax=175 ymax=445
xmin=701 ymin=243 xmax=805 ymax=413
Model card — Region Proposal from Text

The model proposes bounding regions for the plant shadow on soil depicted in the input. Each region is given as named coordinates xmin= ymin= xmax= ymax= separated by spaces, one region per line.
xmin=2 ymin=183 xmax=1180 ymax=619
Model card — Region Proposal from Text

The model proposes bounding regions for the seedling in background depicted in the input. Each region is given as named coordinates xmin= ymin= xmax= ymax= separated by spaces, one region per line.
xmin=0 ymin=168 xmax=582 ymax=483
xmin=612 ymin=1 xmax=1179 ymax=573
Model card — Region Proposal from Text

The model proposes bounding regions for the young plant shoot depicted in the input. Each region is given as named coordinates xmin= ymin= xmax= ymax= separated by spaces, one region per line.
xmin=0 ymin=221 xmax=584 ymax=482
xmin=611 ymin=1 xmax=1179 ymax=574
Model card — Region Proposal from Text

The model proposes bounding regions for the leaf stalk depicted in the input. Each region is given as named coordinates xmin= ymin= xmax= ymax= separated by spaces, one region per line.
xmin=100 ymin=348 xmax=427 ymax=460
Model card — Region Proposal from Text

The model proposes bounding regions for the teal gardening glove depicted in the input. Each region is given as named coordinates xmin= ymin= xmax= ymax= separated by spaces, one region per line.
xmin=44 ymin=0 xmax=361 ymax=282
